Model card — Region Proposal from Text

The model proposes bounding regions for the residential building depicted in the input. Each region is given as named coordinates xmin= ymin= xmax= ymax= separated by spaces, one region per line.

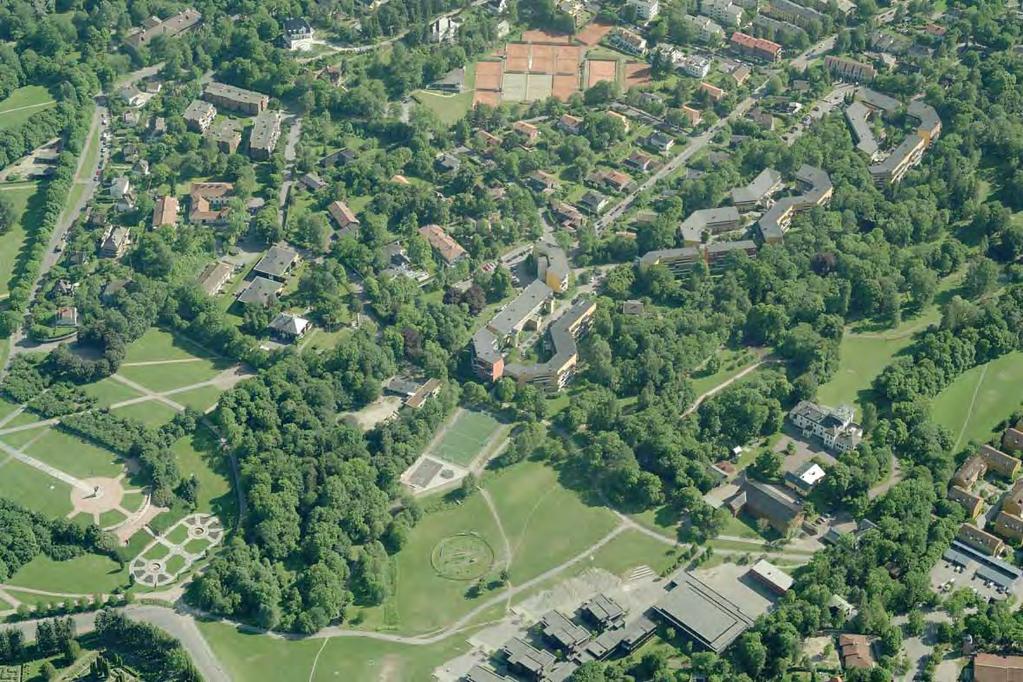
xmin=236 ymin=277 xmax=282 ymax=307
xmin=249 ymin=110 xmax=282 ymax=160
xmin=730 ymin=31 xmax=782 ymax=62
xmin=610 ymin=28 xmax=648 ymax=55
xmin=429 ymin=15 xmax=461 ymax=43
xmin=550 ymin=200 xmax=585 ymax=230
xmin=1003 ymin=479 xmax=1023 ymax=517
xmin=748 ymin=559 xmax=793 ymax=594
xmin=189 ymin=182 xmax=234 ymax=224
xmin=732 ymin=64 xmax=752 ymax=85
xmin=683 ymin=14 xmax=726 ymax=43
xmin=328 ymin=200 xmax=360 ymax=238
xmin=405 ymin=378 xmax=443 ymax=409
xmin=607 ymin=110 xmax=631 ymax=132
xmin=974 ymin=654 xmax=1023 ymax=682
xmin=765 ymin=0 xmax=825 ymax=28
xmin=151 ymin=196 xmax=178 ymax=229
xmin=204 ymin=82 xmax=269 ymax=115
xmin=579 ymin=190 xmax=609 ymax=214
xmin=731 ymin=167 xmax=783 ymax=210
xmin=680 ymin=104 xmax=703 ymax=126
xmin=504 ymin=299 xmax=596 ymax=392
xmin=652 ymin=571 xmax=754 ymax=653
xmin=593 ymin=169 xmax=632 ymax=193
xmin=679 ymin=54 xmax=713 ymax=77
xmin=99 ymin=226 xmax=131 ymax=259
xmin=252 ymin=243 xmax=300 ymax=282
xmin=784 ymin=461 xmax=826 ymax=494
xmin=197 ymin=261 xmax=233 ymax=296
xmin=753 ymin=14 xmax=808 ymax=43
xmin=958 ymin=523 xmax=1004 ymax=556
xmin=282 ymin=18 xmax=314 ymax=50
xmin=527 ymin=170 xmax=559 ymax=193
xmin=700 ymin=81 xmax=726 ymax=102
xmin=704 ymin=240 xmax=758 ymax=270
xmin=728 ymin=477 xmax=805 ymax=534
xmin=535 ymin=243 xmax=570 ymax=293
xmin=758 ymin=165 xmax=833 ymax=242
xmin=638 ymin=241 xmax=756 ymax=276
xmin=995 ymin=509 xmax=1023 ymax=541
xmin=952 ymin=454 xmax=988 ymax=489
xmin=117 ymin=85 xmax=147 ymax=108
xmin=866 ymin=95 xmax=942 ymax=186
xmin=789 ymin=400 xmax=862 ymax=452
xmin=419 ymin=224 xmax=468 ymax=265
xmin=300 ymin=173 xmax=327 ymax=192
xmin=838 ymin=634 xmax=876 ymax=670
xmin=702 ymin=0 xmax=744 ymax=27
xmin=268 ymin=312 xmax=310 ymax=341
xmin=512 ymin=120 xmax=540 ymax=145
xmin=321 ymin=148 xmax=357 ymax=167
xmin=680 ymin=206 xmax=741 ymax=242
xmin=625 ymin=151 xmax=654 ymax=172
xmin=207 ymin=119 xmax=241 ymax=154
xmin=126 ymin=8 xmax=202 ymax=48
xmin=825 ymin=55 xmax=877 ymax=82
xmin=558 ymin=113 xmax=583 ymax=134
xmin=645 ymin=131 xmax=675 ymax=152
xmin=477 ymin=130 xmax=502 ymax=150
xmin=1002 ymin=426 xmax=1023 ymax=452
xmin=948 ymin=485 xmax=984 ymax=518
xmin=630 ymin=0 xmax=660 ymax=20
xmin=435 ymin=152 xmax=461 ymax=172
xmin=978 ymin=444 xmax=1021 ymax=478
xmin=470 ymin=280 xmax=554 ymax=381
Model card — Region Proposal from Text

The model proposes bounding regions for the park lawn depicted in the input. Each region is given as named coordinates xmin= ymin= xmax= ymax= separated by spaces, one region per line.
xmin=719 ymin=512 xmax=769 ymax=540
xmin=25 ymin=428 xmax=124 ymax=480
xmin=0 ymin=85 xmax=55 ymax=130
xmin=122 ymin=328 xmax=216 ymax=363
xmin=170 ymin=384 xmax=224 ymax=412
xmin=98 ymin=508 xmax=127 ymax=528
xmin=0 ymin=396 xmax=23 ymax=422
xmin=0 ymin=183 xmax=39 ymax=296
xmin=931 ymin=350 xmax=1023 ymax=452
xmin=121 ymin=490 xmax=145 ymax=512
xmin=688 ymin=347 xmax=760 ymax=397
xmin=579 ymin=529 xmax=679 ymax=577
xmin=430 ymin=410 xmax=502 ymax=467
xmin=111 ymin=399 xmax=179 ymax=427
xmin=485 ymin=460 xmax=618 ymax=584
xmin=6 ymin=553 xmax=129 ymax=594
xmin=170 ymin=426 xmax=236 ymax=519
xmin=0 ymin=423 xmax=50 ymax=448
xmin=199 ymin=619 xmax=473 ymax=682
xmin=353 ymin=492 xmax=503 ymax=634
xmin=118 ymin=357 xmax=229 ymax=394
xmin=628 ymin=505 xmax=682 ymax=542
xmin=815 ymin=332 xmax=916 ymax=413
xmin=0 ymin=458 xmax=73 ymax=517
xmin=81 ymin=376 xmax=145 ymax=407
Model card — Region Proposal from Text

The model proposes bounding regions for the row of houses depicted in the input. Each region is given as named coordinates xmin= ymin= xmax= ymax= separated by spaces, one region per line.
xmin=182 ymin=83 xmax=279 ymax=159
xmin=843 ymin=88 xmax=942 ymax=185
xmin=125 ymin=8 xmax=201 ymax=48
xmin=638 ymin=240 xmax=758 ymax=277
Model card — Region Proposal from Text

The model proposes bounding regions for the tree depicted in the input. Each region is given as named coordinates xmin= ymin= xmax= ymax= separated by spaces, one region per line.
xmin=752 ymin=450 xmax=782 ymax=481
xmin=736 ymin=631 xmax=768 ymax=678
xmin=41 ymin=661 xmax=57 ymax=681
xmin=0 ymin=194 xmax=14 ymax=234
xmin=964 ymin=258 xmax=1000 ymax=297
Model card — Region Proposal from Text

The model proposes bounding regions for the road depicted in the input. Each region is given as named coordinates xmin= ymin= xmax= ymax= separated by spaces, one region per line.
xmin=790 ymin=35 xmax=836 ymax=71
xmin=277 ymin=115 xmax=303 ymax=226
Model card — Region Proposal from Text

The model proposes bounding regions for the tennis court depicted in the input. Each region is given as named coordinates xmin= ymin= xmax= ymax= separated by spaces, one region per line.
xmin=521 ymin=29 xmax=572 ymax=44
xmin=586 ymin=60 xmax=617 ymax=87
xmin=476 ymin=61 xmax=504 ymax=90
xmin=474 ymin=90 xmax=502 ymax=107
xmin=430 ymin=410 xmax=502 ymax=467
xmin=502 ymin=72 xmax=527 ymax=101
xmin=525 ymin=73 xmax=554 ymax=101
xmin=554 ymin=45 xmax=584 ymax=74
xmin=625 ymin=63 xmax=653 ymax=89
xmin=553 ymin=74 xmax=580 ymax=101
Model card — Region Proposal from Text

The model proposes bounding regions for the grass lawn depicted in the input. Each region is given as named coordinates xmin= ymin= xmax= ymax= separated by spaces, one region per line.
xmin=0 ymin=459 xmax=73 ymax=518
xmin=719 ymin=512 xmax=770 ymax=540
xmin=122 ymin=328 xmax=217 ymax=364
xmin=0 ymin=423 xmax=50 ymax=448
xmin=142 ymin=543 xmax=170 ymax=561
xmin=200 ymin=620 xmax=475 ymax=682
xmin=81 ymin=376 xmax=145 ymax=407
xmin=577 ymin=529 xmax=678 ymax=577
xmin=931 ymin=350 xmax=1023 ymax=452
xmin=0 ymin=396 xmax=23 ymax=422
xmin=170 ymin=426 xmax=236 ymax=519
xmin=412 ymin=63 xmax=476 ymax=125
xmin=166 ymin=524 xmax=191 ymax=545
xmin=429 ymin=410 xmax=502 ymax=467
xmin=6 ymin=553 xmax=129 ymax=594
xmin=0 ymin=183 xmax=39 ymax=296
xmin=111 ymin=399 xmax=180 ymax=427
xmin=98 ymin=508 xmax=127 ymax=528
xmin=688 ymin=347 xmax=759 ymax=397
xmin=118 ymin=357 xmax=229 ymax=394
xmin=25 ymin=428 xmax=124 ymax=480
xmin=0 ymin=85 xmax=55 ymax=130
xmin=353 ymin=492 xmax=503 ymax=634
xmin=628 ymin=505 xmax=683 ymax=541
xmin=485 ymin=460 xmax=618 ymax=584
xmin=170 ymin=384 xmax=224 ymax=412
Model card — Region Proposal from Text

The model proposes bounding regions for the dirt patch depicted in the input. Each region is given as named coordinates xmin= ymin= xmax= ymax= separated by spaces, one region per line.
xmin=521 ymin=29 xmax=572 ymax=44
xmin=586 ymin=59 xmax=617 ymax=88
xmin=576 ymin=20 xmax=614 ymax=46
xmin=378 ymin=654 xmax=401 ymax=682
xmin=624 ymin=63 xmax=653 ymax=89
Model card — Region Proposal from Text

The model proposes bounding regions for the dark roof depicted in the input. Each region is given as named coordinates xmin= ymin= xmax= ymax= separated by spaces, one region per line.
xmin=253 ymin=243 xmax=299 ymax=278
xmin=540 ymin=610 xmax=591 ymax=650
xmin=502 ymin=637 xmax=556 ymax=675
xmin=653 ymin=571 xmax=755 ymax=653
xmin=582 ymin=593 xmax=625 ymax=627
xmin=743 ymin=478 xmax=803 ymax=526
xmin=236 ymin=276 xmax=281 ymax=306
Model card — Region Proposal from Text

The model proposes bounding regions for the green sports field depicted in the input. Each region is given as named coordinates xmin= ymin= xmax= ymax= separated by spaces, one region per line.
xmin=429 ymin=410 xmax=502 ymax=467
xmin=931 ymin=350 xmax=1023 ymax=452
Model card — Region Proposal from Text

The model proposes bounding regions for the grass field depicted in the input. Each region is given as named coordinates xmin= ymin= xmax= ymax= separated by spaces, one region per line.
xmin=111 ymin=400 xmax=180 ymax=426
xmin=199 ymin=620 xmax=474 ymax=682
xmin=81 ymin=376 xmax=145 ymax=407
xmin=0 ymin=86 xmax=55 ymax=131
xmin=0 ymin=396 xmax=22 ymax=422
xmin=122 ymin=328 xmax=217 ymax=363
xmin=24 ymin=428 xmax=124 ymax=480
xmin=688 ymin=348 xmax=760 ymax=397
xmin=118 ymin=358 xmax=229 ymax=394
xmin=931 ymin=350 xmax=1023 ymax=452
xmin=6 ymin=553 xmax=129 ymax=594
xmin=412 ymin=63 xmax=476 ymax=125
xmin=429 ymin=410 xmax=502 ymax=467
xmin=0 ymin=459 xmax=73 ymax=517
xmin=0 ymin=183 xmax=40 ymax=296
xmin=171 ymin=384 xmax=225 ymax=412
xmin=485 ymin=460 xmax=618 ymax=584
xmin=352 ymin=492 xmax=503 ymax=634
xmin=171 ymin=426 xmax=236 ymax=519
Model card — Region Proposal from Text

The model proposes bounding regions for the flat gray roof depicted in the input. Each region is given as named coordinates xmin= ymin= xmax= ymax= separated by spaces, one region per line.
xmin=488 ymin=280 xmax=552 ymax=338
xmin=253 ymin=243 xmax=298 ymax=278
xmin=844 ymin=100 xmax=879 ymax=156
xmin=681 ymin=206 xmax=740 ymax=241
xmin=654 ymin=572 xmax=754 ymax=653
xmin=857 ymin=87 xmax=900 ymax=112
xmin=869 ymin=134 xmax=924 ymax=175
xmin=541 ymin=610 xmax=591 ymax=649
xmin=731 ymin=167 xmax=782 ymax=205
xmin=205 ymin=81 xmax=268 ymax=106
xmin=250 ymin=110 xmax=281 ymax=150
xmin=502 ymin=637 xmax=556 ymax=673
xmin=236 ymin=276 xmax=281 ymax=305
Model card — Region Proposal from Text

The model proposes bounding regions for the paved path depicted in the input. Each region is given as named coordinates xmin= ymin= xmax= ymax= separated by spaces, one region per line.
xmin=120 ymin=358 xmax=204 ymax=367
xmin=0 ymin=437 xmax=92 ymax=493
xmin=111 ymin=374 xmax=187 ymax=411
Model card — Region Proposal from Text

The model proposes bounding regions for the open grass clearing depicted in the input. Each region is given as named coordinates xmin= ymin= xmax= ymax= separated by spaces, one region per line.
xmin=122 ymin=328 xmax=218 ymax=364
xmin=931 ymin=350 xmax=1023 ymax=452
xmin=0 ymin=182 xmax=39 ymax=296
xmin=429 ymin=409 xmax=502 ymax=467
xmin=170 ymin=425 xmax=236 ymax=519
xmin=352 ymin=491 xmax=503 ymax=634
xmin=6 ymin=553 xmax=129 ymax=594
xmin=81 ymin=376 xmax=145 ymax=407
xmin=0 ymin=458 xmax=73 ymax=518
xmin=0 ymin=86 xmax=55 ymax=130
xmin=688 ymin=347 xmax=761 ymax=397
xmin=171 ymin=384 xmax=224 ymax=412
xmin=111 ymin=399 xmax=180 ymax=427
xmin=0 ymin=396 xmax=23 ymax=422
xmin=118 ymin=356 xmax=230 ymax=394
xmin=485 ymin=460 xmax=618 ymax=584
xmin=0 ymin=423 xmax=50 ymax=448
xmin=24 ymin=428 xmax=124 ymax=480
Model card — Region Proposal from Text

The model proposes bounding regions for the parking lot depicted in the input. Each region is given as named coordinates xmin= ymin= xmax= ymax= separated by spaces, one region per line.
xmin=929 ymin=554 xmax=1023 ymax=603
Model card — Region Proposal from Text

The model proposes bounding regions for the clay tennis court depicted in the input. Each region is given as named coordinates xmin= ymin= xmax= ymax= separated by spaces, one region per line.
xmin=530 ymin=44 xmax=556 ymax=73
xmin=625 ymin=63 xmax=653 ymax=89
xmin=586 ymin=59 xmax=617 ymax=87
xmin=476 ymin=61 xmax=504 ymax=90
xmin=555 ymin=45 xmax=584 ymax=74
xmin=576 ymin=20 xmax=614 ymax=46
xmin=505 ymin=43 xmax=530 ymax=72
xmin=473 ymin=90 xmax=502 ymax=107
xmin=552 ymin=74 xmax=580 ymax=101
xmin=521 ymin=29 xmax=572 ymax=44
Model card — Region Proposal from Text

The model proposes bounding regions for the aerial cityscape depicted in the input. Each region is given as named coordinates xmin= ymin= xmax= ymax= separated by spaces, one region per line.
xmin=0 ymin=0 xmax=1020 ymax=680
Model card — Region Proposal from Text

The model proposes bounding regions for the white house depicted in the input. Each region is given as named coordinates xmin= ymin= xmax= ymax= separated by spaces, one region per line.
xmin=789 ymin=400 xmax=862 ymax=453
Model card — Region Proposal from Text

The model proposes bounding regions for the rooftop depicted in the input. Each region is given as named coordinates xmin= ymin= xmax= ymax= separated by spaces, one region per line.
xmin=654 ymin=571 xmax=755 ymax=653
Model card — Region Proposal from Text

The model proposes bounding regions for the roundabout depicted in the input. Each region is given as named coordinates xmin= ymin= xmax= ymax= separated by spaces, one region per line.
xmin=431 ymin=533 xmax=495 ymax=581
